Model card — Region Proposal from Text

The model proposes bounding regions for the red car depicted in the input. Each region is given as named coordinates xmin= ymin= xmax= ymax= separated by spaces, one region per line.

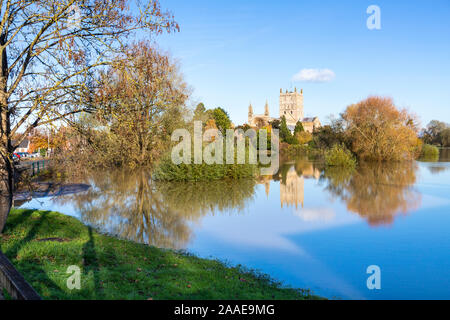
xmin=13 ymin=153 xmax=21 ymax=163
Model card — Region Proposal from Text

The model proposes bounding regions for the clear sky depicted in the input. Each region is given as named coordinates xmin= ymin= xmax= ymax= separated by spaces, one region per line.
xmin=154 ymin=0 xmax=450 ymax=127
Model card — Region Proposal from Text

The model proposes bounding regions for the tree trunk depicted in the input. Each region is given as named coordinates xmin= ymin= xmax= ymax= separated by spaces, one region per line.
xmin=0 ymin=155 xmax=12 ymax=233
xmin=0 ymin=34 xmax=12 ymax=233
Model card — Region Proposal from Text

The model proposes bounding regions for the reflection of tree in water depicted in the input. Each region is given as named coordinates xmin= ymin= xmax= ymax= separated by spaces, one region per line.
xmin=439 ymin=149 xmax=450 ymax=162
xmin=322 ymin=162 xmax=421 ymax=226
xmin=155 ymin=179 xmax=256 ymax=216
xmin=427 ymin=165 xmax=449 ymax=175
xmin=55 ymin=170 xmax=256 ymax=249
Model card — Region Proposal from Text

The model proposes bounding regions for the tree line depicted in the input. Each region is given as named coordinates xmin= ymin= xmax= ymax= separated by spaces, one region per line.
xmin=421 ymin=120 xmax=450 ymax=147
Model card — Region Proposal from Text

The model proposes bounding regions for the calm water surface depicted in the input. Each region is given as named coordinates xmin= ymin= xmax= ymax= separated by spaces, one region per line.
xmin=19 ymin=149 xmax=450 ymax=299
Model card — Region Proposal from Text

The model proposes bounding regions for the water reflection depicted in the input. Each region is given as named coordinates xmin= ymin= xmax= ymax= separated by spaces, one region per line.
xmin=26 ymin=158 xmax=425 ymax=248
xmin=321 ymin=162 xmax=420 ymax=226
xmin=439 ymin=148 xmax=450 ymax=162
xmin=270 ymin=158 xmax=321 ymax=209
xmin=425 ymin=148 xmax=450 ymax=174
xmin=55 ymin=170 xmax=256 ymax=248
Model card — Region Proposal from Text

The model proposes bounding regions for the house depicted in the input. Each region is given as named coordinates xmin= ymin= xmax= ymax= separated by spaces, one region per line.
xmin=13 ymin=139 xmax=31 ymax=153
xmin=301 ymin=117 xmax=321 ymax=133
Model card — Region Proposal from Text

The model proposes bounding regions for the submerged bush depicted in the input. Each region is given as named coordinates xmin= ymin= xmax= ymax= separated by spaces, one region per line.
xmin=152 ymin=156 xmax=257 ymax=181
xmin=420 ymin=144 xmax=439 ymax=160
xmin=325 ymin=144 xmax=357 ymax=168
xmin=342 ymin=96 xmax=421 ymax=161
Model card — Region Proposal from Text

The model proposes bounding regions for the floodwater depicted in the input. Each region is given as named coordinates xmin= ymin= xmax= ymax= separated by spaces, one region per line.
xmin=19 ymin=149 xmax=450 ymax=299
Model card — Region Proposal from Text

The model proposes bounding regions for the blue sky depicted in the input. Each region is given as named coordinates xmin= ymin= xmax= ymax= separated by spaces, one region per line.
xmin=154 ymin=0 xmax=450 ymax=127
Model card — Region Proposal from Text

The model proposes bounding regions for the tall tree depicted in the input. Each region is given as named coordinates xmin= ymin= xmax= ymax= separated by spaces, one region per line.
xmin=0 ymin=0 xmax=178 ymax=232
xmin=342 ymin=96 xmax=421 ymax=161
xmin=212 ymin=107 xmax=231 ymax=134
xmin=279 ymin=116 xmax=294 ymax=144
xmin=422 ymin=120 xmax=449 ymax=146
xmin=95 ymin=42 xmax=188 ymax=167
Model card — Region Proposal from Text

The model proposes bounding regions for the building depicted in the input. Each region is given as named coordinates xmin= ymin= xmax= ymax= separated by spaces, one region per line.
xmin=302 ymin=117 xmax=321 ymax=133
xmin=247 ymin=101 xmax=275 ymax=128
xmin=248 ymin=88 xmax=321 ymax=133
xmin=279 ymin=88 xmax=304 ymax=126
xmin=14 ymin=139 xmax=31 ymax=153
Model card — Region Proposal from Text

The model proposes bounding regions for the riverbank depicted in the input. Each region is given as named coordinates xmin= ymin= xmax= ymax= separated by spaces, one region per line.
xmin=0 ymin=209 xmax=320 ymax=300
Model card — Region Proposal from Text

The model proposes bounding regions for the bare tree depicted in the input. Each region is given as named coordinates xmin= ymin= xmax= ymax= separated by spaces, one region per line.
xmin=0 ymin=0 xmax=178 ymax=232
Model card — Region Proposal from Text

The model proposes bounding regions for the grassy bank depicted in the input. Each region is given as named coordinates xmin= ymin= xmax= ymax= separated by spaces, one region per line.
xmin=0 ymin=209 xmax=319 ymax=300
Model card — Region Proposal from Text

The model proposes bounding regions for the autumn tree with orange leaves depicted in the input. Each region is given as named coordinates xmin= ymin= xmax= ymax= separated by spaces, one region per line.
xmin=342 ymin=96 xmax=422 ymax=161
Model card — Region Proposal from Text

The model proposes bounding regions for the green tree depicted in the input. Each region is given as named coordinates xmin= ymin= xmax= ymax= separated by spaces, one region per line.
xmin=294 ymin=121 xmax=304 ymax=135
xmin=313 ymin=118 xmax=347 ymax=150
xmin=441 ymin=128 xmax=450 ymax=147
xmin=270 ymin=119 xmax=281 ymax=130
xmin=212 ymin=107 xmax=232 ymax=134
xmin=280 ymin=116 xmax=295 ymax=144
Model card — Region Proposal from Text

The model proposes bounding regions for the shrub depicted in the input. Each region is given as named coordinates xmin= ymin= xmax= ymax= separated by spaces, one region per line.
xmin=325 ymin=144 xmax=357 ymax=168
xmin=342 ymin=96 xmax=420 ymax=161
xmin=295 ymin=131 xmax=312 ymax=145
xmin=420 ymin=144 xmax=439 ymax=159
xmin=312 ymin=119 xmax=347 ymax=150
xmin=152 ymin=154 xmax=257 ymax=182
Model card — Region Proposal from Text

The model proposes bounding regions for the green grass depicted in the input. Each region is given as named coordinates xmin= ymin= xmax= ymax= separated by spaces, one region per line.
xmin=0 ymin=209 xmax=320 ymax=300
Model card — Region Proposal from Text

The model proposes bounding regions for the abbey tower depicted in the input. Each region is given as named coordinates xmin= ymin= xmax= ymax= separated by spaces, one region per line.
xmin=247 ymin=88 xmax=320 ymax=133
xmin=279 ymin=88 xmax=303 ymax=126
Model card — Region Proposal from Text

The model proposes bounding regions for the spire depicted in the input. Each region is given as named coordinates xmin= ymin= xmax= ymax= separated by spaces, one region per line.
xmin=295 ymin=87 xmax=297 ymax=92
xmin=264 ymin=100 xmax=269 ymax=116
xmin=280 ymin=88 xmax=282 ymax=93
xmin=301 ymin=88 xmax=303 ymax=94
xmin=248 ymin=103 xmax=253 ymax=115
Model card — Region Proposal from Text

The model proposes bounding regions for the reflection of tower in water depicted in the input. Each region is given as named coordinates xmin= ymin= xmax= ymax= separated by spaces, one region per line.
xmin=280 ymin=167 xmax=304 ymax=209
xmin=257 ymin=162 xmax=320 ymax=209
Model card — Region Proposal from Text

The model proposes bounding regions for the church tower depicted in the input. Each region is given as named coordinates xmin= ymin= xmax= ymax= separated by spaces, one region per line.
xmin=248 ymin=103 xmax=253 ymax=125
xmin=279 ymin=88 xmax=304 ymax=126
xmin=264 ymin=100 xmax=269 ymax=117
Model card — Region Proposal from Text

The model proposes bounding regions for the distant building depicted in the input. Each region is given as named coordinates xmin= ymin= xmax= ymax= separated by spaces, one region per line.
xmin=14 ymin=139 xmax=31 ymax=153
xmin=248 ymin=88 xmax=321 ymax=133
xmin=247 ymin=101 xmax=275 ymax=128
xmin=301 ymin=117 xmax=321 ymax=133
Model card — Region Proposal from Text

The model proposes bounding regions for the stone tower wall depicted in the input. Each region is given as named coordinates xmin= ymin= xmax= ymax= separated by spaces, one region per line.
xmin=279 ymin=89 xmax=304 ymax=125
